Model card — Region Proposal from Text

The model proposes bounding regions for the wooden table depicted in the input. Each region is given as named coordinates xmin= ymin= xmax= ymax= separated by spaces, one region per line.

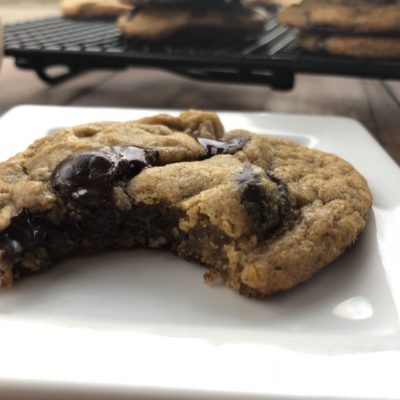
xmin=2 ymin=5 xmax=400 ymax=165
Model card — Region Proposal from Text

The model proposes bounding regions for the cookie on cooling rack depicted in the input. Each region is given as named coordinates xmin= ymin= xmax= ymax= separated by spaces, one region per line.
xmin=118 ymin=0 xmax=268 ymax=41
xmin=278 ymin=0 xmax=400 ymax=33
xmin=298 ymin=32 xmax=400 ymax=58
xmin=278 ymin=0 xmax=400 ymax=58
xmin=60 ymin=0 xmax=133 ymax=18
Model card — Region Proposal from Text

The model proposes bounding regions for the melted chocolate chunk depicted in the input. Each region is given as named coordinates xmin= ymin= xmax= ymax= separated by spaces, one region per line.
xmin=0 ymin=210 xmax=46 ymax=262
xmin=266 ymin=171 xmax=293 ymax=224
xmin=237 ymin=165 xmax=282 ymax=236
xmin=51 ymin=146 xmax=158 ymax=204
xmin=199 ymin=136 xmax=249 ymax=157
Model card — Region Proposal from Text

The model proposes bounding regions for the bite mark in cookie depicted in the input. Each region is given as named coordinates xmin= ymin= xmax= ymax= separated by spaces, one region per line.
xmin=0 ymin=111 xmax=372 ymax=297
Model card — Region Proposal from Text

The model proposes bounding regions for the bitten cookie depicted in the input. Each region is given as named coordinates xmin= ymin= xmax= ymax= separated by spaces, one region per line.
xmin=0 ymin=111 xmax=372 ymax=297
xmin=60 ymin=0 xmax=133 ymax=18
xmin=118 ymin=0 xmax=268 ymax=40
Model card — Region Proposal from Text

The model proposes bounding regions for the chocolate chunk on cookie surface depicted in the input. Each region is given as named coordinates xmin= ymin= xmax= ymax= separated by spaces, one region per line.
xmin=51 ymin=146 xmax=158 ymax=204
xmin=0 ymin=110 xmax=372 ymax=297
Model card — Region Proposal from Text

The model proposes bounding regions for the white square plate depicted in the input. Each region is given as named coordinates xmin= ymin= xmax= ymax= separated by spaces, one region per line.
xmin=0 ymin=106 xmax=399 ymax=400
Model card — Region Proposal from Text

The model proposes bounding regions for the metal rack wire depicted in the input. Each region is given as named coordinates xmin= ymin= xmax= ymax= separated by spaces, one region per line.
xmin=4 ymin=16 xmax=400 ymax=89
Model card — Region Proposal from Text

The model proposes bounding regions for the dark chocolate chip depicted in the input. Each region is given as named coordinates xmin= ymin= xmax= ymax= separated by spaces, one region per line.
xmin=12 ymin=263 xmax=36 ymax=280
xmin=0 ymin=209 xmax=46 ymax=262
xmin=51 ymin=146 xmax=158 ymax=205
xmin=198 ymin=136 xmax=249 ymax=158
xmin=266 ymin=171 xmax=294 ymax=226
xmin=237 ymin=165 xmax=282 ymax=236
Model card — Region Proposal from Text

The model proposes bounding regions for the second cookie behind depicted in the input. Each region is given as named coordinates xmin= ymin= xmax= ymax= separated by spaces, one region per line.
xmin=118 ymin=0 xmax=268 ymax=42
xmin=278 ymin=0 xmax=400 ymax=59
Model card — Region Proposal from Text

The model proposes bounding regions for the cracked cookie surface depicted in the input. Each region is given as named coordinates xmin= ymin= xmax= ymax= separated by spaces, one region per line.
xmin=0 ymin=110 xmax=372 ymax=297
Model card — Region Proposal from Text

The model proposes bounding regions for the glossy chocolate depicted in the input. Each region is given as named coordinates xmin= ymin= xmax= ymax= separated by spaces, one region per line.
xmin=1 ymin=136 xmax=248 ymax=264
xmin=51 ymin=146 xmax=158 ymax=204
xmin=237 ymin=165 xmax=283 ymax=236
xmin=0 ymin=210 xmax=46 ymax=262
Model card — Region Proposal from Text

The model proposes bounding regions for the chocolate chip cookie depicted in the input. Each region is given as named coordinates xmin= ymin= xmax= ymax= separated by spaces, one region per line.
xmin=278 ymin=0 xmax=400 ymax=33
xmin=60 ymin=0 xmax=133 ymax=18
xmin=298 ymin=32 xmax=400 ymax=58
xmin=118 ymin=0 xmax=268 ymax=41
xmin=0 ymin=110 xmax=372 ymax=297
xmin=279 ymin=0 xmax=400 ymax=58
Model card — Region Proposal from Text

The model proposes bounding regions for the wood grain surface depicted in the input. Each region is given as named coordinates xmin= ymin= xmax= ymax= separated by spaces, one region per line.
xmin=1 ymin=5 xmax=400 ymax=165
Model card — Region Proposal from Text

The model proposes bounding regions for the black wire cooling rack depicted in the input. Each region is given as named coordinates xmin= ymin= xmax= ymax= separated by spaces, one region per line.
xmin=4 ymin=16 xmax=400 ymax=90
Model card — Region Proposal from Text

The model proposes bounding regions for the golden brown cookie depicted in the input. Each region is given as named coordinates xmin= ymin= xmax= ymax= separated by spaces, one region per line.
xmin=278 ymin=0 xmax=400 ymax=33
xmin=298 ymin=31 xmax=400 ymax=58
xmin=118 ymin=3 xmax=268 ymax=40
xmin=0 ymin=111 xmax=372 ymax=297
xmin=60 ymin=0 xmax=133 ymax=18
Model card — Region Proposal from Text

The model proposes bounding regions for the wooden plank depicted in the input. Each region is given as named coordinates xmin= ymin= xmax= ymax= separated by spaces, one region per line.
xmin=70 ymin=69 xmax=372 ymax=117
xmin=361 ymin=80 xmax=400 ymax=165
xmin=0 ymin=58 xmax=47 ymax=115
xmin=0 ymin=5 xmax=59 ymax=24
xmin=0 ymin=58 xmax=117 ymax=116
xmin=383 ymin=81 xmax=400 ymax=107
xmin=69 ymin=69 xmax=372 ymax=118
xmin=69 ymin=67 xmax=270 ymax=110
xmin=0 ymin=5 xmax=117 ymax=116
xmin=70 ymin=69 xmax=374 ymax=125
xmin=264 ymin=75 xmax=373 ymax=122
